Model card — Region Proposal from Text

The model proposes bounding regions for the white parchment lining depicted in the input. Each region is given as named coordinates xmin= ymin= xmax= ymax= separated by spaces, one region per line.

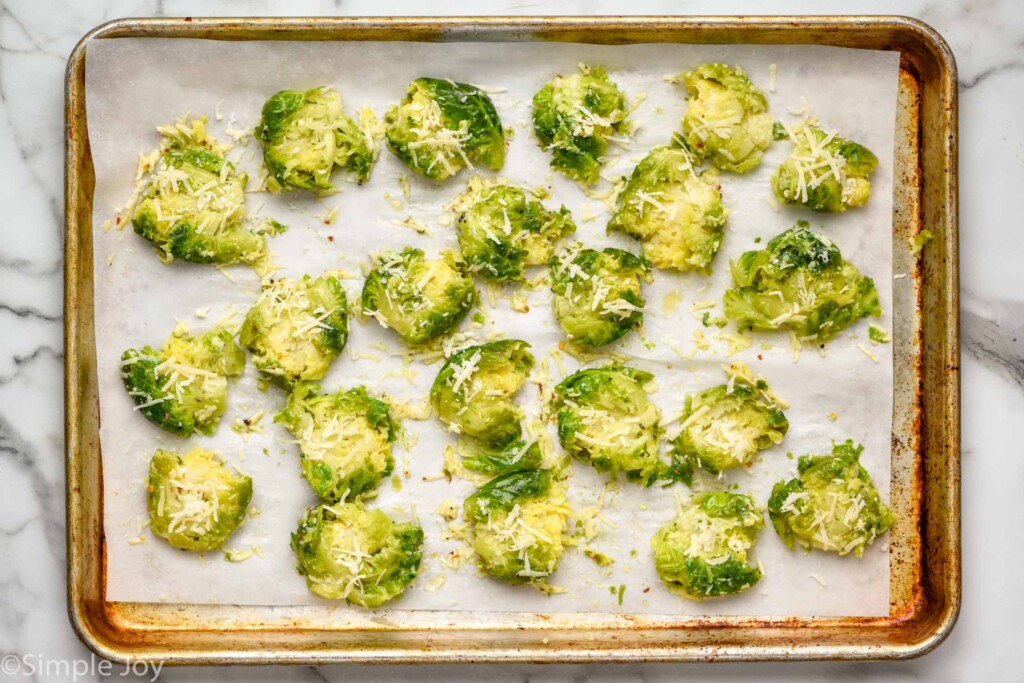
xmin=86 ymin=38 xmax=898 ymax=617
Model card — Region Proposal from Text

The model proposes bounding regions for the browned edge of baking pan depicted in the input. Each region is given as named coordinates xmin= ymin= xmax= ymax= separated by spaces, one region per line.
xmin=64 ymin=15 xmax=960 ymax=665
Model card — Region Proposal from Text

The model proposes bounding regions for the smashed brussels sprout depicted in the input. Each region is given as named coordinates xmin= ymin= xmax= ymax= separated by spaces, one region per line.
xmin=652 ymin=491 xmax=764 ymax=600
xmin=430 ymin=340 xmax=534 ymax=446
xmin=385 ymin=78 xmax=506 ymax=181
xmin=275 ymin=383 xmax=398 ymax=502
xmin=723 ymin=223 xmax=881 ymax=343
xmin=607 ymin=145 xmax=729 ymax=274
xmin=549 ymin=244 xmax=650 ymax=348
xmin=674 ymin=64 xmax=773 ymax=173
xmin=240 ymin=274 xmax=349 ymax=389
xmin=532 ymin=64 xmax=631 ymax=185
xmin=147 ymin=447 xmax=252 ymax=551
xmin=670 ymin=368 xmax=788 ymax=484
xmin=361 ymin=248 xmax=476 ymax=344
xmin=554 ymin=365 xmax=663 ymax=485
xmin=257 ymin=86 xmax=381 ymax=192
xmin=464 ymin=469 xmax=570 ymax=583
xmin=451 ymin=178 xmax=577 ymax=281
xmin=768 ymin=440 xmax=894 ymax=557
xmin=132 ymin=117 xmax=266 ymax=265
xmin=772 ymin=125 xmax=879 ymax=213
xmin=292 ymin=502 xmax=423 ymax=606
xmin=121 ymin=323 xmax=245 ymax=437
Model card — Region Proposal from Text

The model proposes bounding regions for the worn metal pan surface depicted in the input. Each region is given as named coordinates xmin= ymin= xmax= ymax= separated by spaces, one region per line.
xmin=64 ymin=16 xmax=959 ymax=664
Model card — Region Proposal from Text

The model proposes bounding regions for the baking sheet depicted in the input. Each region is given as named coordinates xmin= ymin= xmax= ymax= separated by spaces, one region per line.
xmin=86 ymin=38 xmax=898 ymax=617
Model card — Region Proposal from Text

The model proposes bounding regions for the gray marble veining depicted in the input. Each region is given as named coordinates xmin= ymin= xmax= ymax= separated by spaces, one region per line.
xmin=0 ymin=0 xmax=1020 ymax=680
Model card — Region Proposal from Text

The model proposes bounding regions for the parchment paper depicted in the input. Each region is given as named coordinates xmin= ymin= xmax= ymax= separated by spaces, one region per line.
xmin=86 ymin=38 xmax=898 ymax=616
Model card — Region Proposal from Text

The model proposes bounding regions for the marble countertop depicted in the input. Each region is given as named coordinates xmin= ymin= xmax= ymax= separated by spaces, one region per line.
xmin=0 ymin=0 xmax=1017 ymax=680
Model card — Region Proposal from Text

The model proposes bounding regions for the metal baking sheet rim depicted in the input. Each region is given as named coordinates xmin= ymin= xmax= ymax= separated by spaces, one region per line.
xmin=63 ymin=15 xmax=960 ymax=664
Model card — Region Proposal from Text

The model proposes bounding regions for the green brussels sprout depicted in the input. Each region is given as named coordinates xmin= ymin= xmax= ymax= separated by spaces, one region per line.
xmin=240 ymin=274 xmax=349 ymax=389
xmin=722 ymin=222 xmax=881 ymax=343
xmin=607 ymin=145 xmax=729 ymax=274
xmin=291 ymin=502 xmax=423 ymax=606
xmin=147 ymin=447 xmax=252 ymax=551
xmin=674 ymin=64 xmax=773 ymax=173
xmin=651 ymin=491 xmax=764 ymax=600
xmin=430 ymin=340 xmax=534 ymax=446
xmin=361 ymin=248 xmax=476 ymax=344
xmin=549 ymin=244 xmax=650 ymax=348
xmin=451 ymin=177 xmax=577 ymax=281
xmin=132 ymin=117 xmax=266 ymax=265
xmin=670 ymin=367 xmax=788 ymax=484
xmin=462 ymin=437 xmax=545 ymax=477
xmin=275 ymin=383 xmax=398 ymax=502
xmin=768 ymin=440 xmax=894 ymax=557
xmin=772 ymin=125 xmax=879 ymax=213
xmin=257 ymin=86 xmax=381 ymax=192
xmin=384 ymin=78 xmax=506 ymax=181
xmin=553 ymin=365 xmax=663 ymax=485
xmin=120 ymin=323 xmax=245 ymax=437
xmin=532 ymin=64 xmax=631 ymax=185
xmin=464 ymin=469 xmax=570 ymax=583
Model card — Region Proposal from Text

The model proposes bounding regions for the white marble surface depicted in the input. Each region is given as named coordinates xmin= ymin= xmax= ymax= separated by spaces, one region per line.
xmin=0 ymin=0 xmax=1018 ymax=680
